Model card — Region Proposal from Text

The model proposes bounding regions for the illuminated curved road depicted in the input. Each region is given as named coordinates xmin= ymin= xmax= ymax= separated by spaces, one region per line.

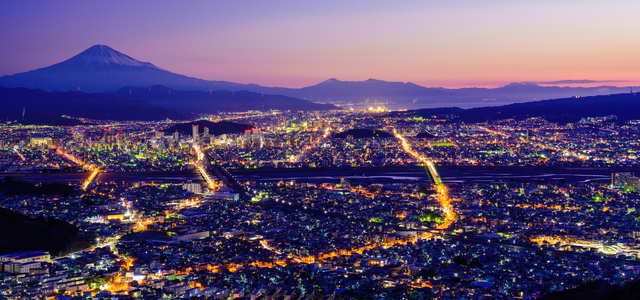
xmin=394 ymin=129 xmax=457 ymax=230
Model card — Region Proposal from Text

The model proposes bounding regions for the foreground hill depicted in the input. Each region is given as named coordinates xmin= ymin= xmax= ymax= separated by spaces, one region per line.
xmin=334 ymin=129 xmax=394 ymax=139
xmin=404 ymin=93 xmax=640 ymax=124
xmin=20 ymin=115 xmax=91 ymax=126
xmin=109 ymin=85 xmax=339 ymax=113
xmin=0 ymin=207 xmax=78 ymax=256
xmin=0 ymin=86 xmax=192 ymax=121
xmin=165 ymin=120 xmax=254 ymax=136
xmin=0 ymin=177 xmax=79 ymax=197
xmin=542 ymin=279 xmax=640 ymax=300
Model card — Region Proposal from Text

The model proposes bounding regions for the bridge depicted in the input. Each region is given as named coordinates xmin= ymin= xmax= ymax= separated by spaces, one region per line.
xmin=192 ymin=143 xmax=249 ymax=199
xmin=55 ymin=147 xmax=100 ymax=190
xmin=394 ymin=129 xmax=456 ymax=228
xmin=394 ymin=130 xmax=443 ymax=185
xmin=424 ymin=161 xmax=443 ymax=185
xmin=192 ymin=144 xmax=218 ymax=189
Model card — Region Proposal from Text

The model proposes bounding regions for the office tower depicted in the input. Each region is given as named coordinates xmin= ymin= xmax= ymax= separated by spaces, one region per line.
xmin=613 ymin=172 xmax=640 ymax=189
xmin=193 ymin=125 xmax=199 ymax=141
xmin=72 ymin=130 xmax=85 ymax=144
xmin=105 ymin=134 xmax=115 ymax=144
xmin=184 ymin=183 xmax=203 ymax=194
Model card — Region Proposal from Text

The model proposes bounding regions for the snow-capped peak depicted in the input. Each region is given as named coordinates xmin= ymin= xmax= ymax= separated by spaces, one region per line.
xmin=59 ymin=44 xmax=161 ymax=69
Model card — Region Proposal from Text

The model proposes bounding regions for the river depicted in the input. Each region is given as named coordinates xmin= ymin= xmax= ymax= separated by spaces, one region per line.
xmin=231 ymin=167 xmax=617 ymax=184
xmin=2 ymin=167 xmax=631 ymax=185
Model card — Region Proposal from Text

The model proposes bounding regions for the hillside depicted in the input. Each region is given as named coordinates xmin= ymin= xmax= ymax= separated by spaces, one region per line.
xmin=19 ymin=115 xmax=91 ymax=126
xmin=542 ymin=279 xmax=640 ymax=300
xmin=109 ymin=85 xmax=339 ymax=113
xmin=415 ymin=132 xmax=438 ymax=139
xmin=334 ymin=129 xmax=394 ymax=139
xmin=0 ymin=176 xmax=79 ymax=197
xmin=0 ymin=207 xmax=79 ymax=256
xmin=404 ymin=93 xmax=640 ymax=124
xmin=0 ymin=86 xmax=193 ymax=121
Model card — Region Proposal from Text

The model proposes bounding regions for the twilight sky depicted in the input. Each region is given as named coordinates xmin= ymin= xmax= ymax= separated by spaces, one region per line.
xmin=1 ymin=0 xmax=639 ymax=88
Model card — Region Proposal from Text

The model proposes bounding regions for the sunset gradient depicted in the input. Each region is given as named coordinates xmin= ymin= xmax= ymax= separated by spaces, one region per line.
xmin=1 ymin=0 xmax=639 ymax=88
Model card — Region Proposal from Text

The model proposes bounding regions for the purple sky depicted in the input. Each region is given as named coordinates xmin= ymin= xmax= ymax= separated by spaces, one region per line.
xmin=1 ymin=0 xmax=639 ymax=88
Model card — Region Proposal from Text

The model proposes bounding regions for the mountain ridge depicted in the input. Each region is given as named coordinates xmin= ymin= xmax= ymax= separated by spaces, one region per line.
xmin=108 ymin=85 xmax=339 ymax=113
xmin=0 ymin=45 xmax=246 ymax=93
xmin=0 ymin=84 xmax=337 ymax=123
xmin=402 ymin=92 xmax=640 ymax=124
xmin=0 ymin=86 xmax=193 ymax=121
xmin=0 ymin=45 xmax=638 ymax=105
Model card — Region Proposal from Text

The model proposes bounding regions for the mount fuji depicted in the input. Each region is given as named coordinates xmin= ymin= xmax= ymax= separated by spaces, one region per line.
xmin=0 ymin=45 xmax=246 ymax=93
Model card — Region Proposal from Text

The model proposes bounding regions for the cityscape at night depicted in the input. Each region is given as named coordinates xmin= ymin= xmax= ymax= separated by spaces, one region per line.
xmin=1 ymin=1 xmax=640 ymax=299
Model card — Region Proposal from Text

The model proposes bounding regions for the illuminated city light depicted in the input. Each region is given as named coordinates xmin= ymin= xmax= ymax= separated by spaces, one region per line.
xmin=394 ymin=129 xmax=456 ymax=228
xmin=82 ymin=168 xmax=100 ymax=190
xmin=4 ymin=109 xmax=640 ymax=297
xmin=192 ymin=144 xmax=219 ymax=189
xmin=13 ymin=148 xmax=25 ymax=161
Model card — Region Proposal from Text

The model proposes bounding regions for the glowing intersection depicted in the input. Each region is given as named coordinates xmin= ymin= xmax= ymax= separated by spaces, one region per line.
xmin=56 ymin=148 xmax=100 ymax=190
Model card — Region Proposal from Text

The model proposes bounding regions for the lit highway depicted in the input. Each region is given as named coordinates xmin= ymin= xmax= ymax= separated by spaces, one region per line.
xmin=56 ymin=147 xmax=101 ymax=190
xmin=13 ymin=147 xmax=25 ymax=161
xmin=394 ymin=129 xmax=456 ymax=229
xmin=192 ymin=143 xmax=218 ymax=189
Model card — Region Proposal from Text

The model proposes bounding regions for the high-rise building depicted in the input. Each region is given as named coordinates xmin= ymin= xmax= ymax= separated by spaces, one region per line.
xmin=192 ymin=125 xmax=199 ymax=141
xmin=184 ymin=183 xmax=203 ymax=194
xmin=173 ymin=131 xmax=180 ymax=141
xmin=155 ymin=131 xmax=164 ymax=139
xmin=105 ymin=134 xmax=115 ymax=144
xmin=613 ymin=172 xmax=640 ymax=189
xmin=29 ymin=137 xmax=52 ymax=147
xmin=103 ymin=129 xmax=113 ymax=143
xmin=72 ymin=130 xmax=85 ymax=144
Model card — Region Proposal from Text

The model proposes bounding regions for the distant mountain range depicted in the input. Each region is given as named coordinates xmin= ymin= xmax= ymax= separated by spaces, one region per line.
xmin=0 ymin=85 xmax=335 ymax=123
xmin=256 ymin=79 xmax=636 ymax=105
xmin=0 ymin=86 xmax=192 ymax=122
xmin=403 ymin=93 xmax=640 ymax=124
xmin=0 ymin=45 xmax=636 ymax=106
xmin=108 ymin=85 xmax=337 ymax=113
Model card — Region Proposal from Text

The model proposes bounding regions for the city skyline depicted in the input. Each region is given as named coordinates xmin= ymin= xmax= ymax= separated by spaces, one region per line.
xmin=2 ymin=109 xmax=640 ymax=299
xmin=3 ymin=1 xmax=640 ymax=299
xmin=1 ymin=0 xmax=639 ymax=88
